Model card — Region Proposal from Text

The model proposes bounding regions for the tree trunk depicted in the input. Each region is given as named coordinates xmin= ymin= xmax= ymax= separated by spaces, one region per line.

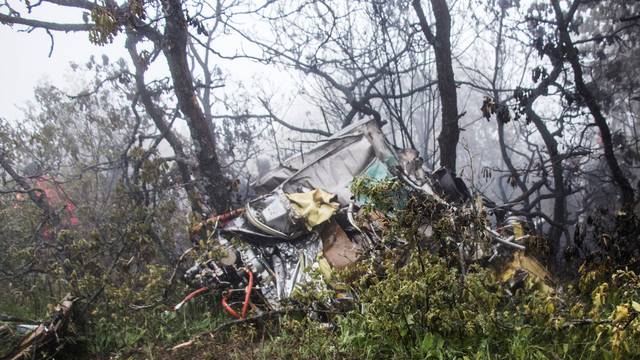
xmin=526 ymin=107 xmax=566 ymax=263
xmin=412 ymin=0 xmax=460 ymax=172
xmin=552 ymin=1 xmax=635 ymax=208
xmin=125 ymin=33 xmax=204 ymax=216
xmin=522 ymin=59 xmax=567 ymax=270
xmin=162 ymin=0 xmax=230 ymax=214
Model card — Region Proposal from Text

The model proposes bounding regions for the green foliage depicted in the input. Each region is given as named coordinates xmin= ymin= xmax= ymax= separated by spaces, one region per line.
xmin=89 ymin=7 xmax=119 ymax=45
xmin=337 ymin=255 xmax=502 ymax=359
xmin=259 ymin=317 xmax=352 ymax=360
xmin=254 ymin=252 xmax=640 ymax=359
xmin=351 ymin=176 xmax=404 ymax=214
xmin=254 ymin=178 xmax=640 ymax=359
xmin=88 ymin=283 xmax=227 ymax=356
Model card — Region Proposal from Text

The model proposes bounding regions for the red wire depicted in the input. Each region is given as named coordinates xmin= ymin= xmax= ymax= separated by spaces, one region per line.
xmin=221 ymin=295 xmax=240 ymax=319
xmin=241 ymin=269 xmax=253 ymax=318
xmin=174 ymin=286 xmax=209 ymax=311
xmin=221 ymin=269 xmax=253 ymax=319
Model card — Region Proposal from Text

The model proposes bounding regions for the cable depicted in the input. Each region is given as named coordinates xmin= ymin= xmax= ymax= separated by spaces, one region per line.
xmin=173 ymin=287 xmax=209 ymax=311
xmin=221 ymin=269 xmax=254 ymax=319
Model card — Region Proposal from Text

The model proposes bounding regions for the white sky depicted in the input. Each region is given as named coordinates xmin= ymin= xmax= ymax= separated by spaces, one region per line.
xmin=0 ymin=1 xmax=126 ymax=120
xmin=0 ymin=12 xmax=320 ymax=137
xmin=0 ymin=28 xmax=125 ymax=120
xmin=0 ymin=7 xmax=340 ymax=189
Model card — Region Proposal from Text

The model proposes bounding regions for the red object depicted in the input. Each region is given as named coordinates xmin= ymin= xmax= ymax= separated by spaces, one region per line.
xmin=33 ymin=177 xmax=79 ymax=228
xmin=209 ymin=208 xmax=245 ymax=228
xmin=221 ymin=294 xmax=241 ymax=319
xmin=221 ymin=269 xmax=253 ymax=319
xmin=173 ymin=268 xmax=254 ymax=318
xmin=173 ymin=287 xmax=210 ymax=311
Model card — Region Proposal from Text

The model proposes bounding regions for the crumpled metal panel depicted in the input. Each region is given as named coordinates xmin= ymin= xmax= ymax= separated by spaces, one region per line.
xmin=186 ymin=120 xmax=536 ymax=310
xmin=225 ymin=189 xmax=305 ymax=239
xmin=227 ymin=119 xmax=406 ymax=241
xmin=281 ymin=135 xmax=376 ymax=205
xmin=253 ymin=119 xmax=399 ymax=203
xmin=252 ymin=134 xmax=364 ymax=195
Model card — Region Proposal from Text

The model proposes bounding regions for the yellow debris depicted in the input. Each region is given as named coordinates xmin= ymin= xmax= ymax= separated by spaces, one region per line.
xmin=512 ymin=221 xmax=524 ymax=239
xmin=286 ymin=188 xmax=340 ymax=230
xmin=499 ymin=251 xmax=554 ymax=293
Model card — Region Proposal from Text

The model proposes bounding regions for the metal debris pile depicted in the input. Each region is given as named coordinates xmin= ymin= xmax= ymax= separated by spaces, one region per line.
xmin=182 ymin=120 xmax=549 ymax=318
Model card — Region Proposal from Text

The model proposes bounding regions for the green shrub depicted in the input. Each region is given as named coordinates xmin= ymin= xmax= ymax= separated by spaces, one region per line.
xmin=255 ymin=178 xmax=640 ymax=359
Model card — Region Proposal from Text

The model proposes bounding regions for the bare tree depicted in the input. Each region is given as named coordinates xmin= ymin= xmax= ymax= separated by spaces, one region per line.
xmin=211 ymin=1 xmax=439 ymax=150
xmin=413 ymin=0 xmax=461 ymax=171
xmin=549 ymin=0 xmax=635 ymax=207
xmin=0 ymin=0 xmax=232 ymax=214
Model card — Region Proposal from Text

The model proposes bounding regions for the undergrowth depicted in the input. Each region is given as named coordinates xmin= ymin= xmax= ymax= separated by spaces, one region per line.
xmin=3 ymin=177 xmax=640 ymax=359
xmin=251 ymin=253 xmax=640 ymax=359
xmin=251 ymin=177 xmax=640 ymax=359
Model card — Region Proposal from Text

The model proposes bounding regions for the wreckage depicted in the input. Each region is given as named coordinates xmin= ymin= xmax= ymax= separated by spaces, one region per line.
xmin=181 ymin=119 xmax=546 ymax=318
xmin=0 ymin=295 xmax=77 ymax=360
xmin=0 ymin=120 xmax=550 ymax=359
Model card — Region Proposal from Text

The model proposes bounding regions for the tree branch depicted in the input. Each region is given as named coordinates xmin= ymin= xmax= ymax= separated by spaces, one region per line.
xmin=0 ymin=13 xmax=93 ymax=32
xmin=258 ymin=98 xmax=332 ymax=137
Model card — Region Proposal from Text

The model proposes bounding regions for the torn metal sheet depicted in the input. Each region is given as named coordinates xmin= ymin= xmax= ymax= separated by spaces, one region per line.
xmin=224 ymin=119 xmax=423 ymax=243
xmin=253 ymin=120 xmax=406 ymax=205
xmin=183 ymin=119 xmax=536 ymax=312
xmin=253 ymin=120 xmax=401 ymax=197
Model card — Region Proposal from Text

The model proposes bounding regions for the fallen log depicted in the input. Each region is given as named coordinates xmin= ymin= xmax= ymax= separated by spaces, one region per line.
xmin=0 ymin=294 xmax=77 ymax=360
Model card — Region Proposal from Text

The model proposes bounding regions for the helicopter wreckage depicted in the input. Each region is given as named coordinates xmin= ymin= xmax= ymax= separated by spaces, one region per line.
xmin=179 ymin=119 xmax=551 ymax=319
